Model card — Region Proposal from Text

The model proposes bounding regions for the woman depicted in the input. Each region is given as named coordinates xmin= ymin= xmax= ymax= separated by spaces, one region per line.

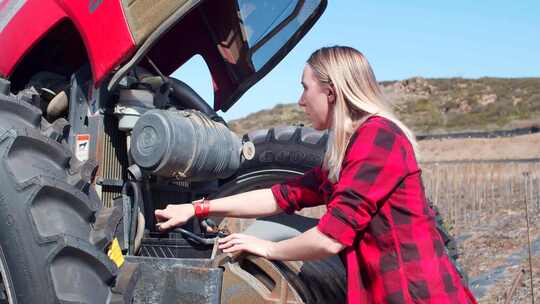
xmin=155 ymin=46 xmax=477 ymax=303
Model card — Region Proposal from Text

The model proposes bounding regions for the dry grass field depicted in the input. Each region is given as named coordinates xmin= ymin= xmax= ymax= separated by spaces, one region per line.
xmin=422 ymin=161 xmax=540 ymax=303
xmin=417 ymin=134 xmax=540 ymax=303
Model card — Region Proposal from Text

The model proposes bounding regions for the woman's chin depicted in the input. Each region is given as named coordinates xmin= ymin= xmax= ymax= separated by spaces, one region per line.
xmin=312 ymin=124 xmax=328 ymax=131
xmin=307 ymin=116 xmax=329 ymax=130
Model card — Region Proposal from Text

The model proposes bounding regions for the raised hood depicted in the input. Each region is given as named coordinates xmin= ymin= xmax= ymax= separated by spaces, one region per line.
xmin=120 ymin=0 xmax=327 ymax=112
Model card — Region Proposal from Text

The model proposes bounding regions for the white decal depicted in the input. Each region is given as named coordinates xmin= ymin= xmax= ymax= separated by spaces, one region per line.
xmin=75 ymin=134 xmax=90 ymax=161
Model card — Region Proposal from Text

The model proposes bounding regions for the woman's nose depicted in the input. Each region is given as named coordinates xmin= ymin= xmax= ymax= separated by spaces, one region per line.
xmin=298 ymin=97 xmax=306 ymax=107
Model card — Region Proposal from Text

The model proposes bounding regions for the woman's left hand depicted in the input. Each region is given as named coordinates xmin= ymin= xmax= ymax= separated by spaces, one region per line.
xmin=218 ymin=233 xmax=275 ymax=259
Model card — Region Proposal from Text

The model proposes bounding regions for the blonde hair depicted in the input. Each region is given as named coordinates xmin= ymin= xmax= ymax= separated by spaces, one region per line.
xmin=307 ymin=46 xmax=419 ymax=182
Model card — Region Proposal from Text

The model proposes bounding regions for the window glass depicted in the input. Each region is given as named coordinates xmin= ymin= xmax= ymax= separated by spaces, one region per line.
xmin=237 ymin=0 xmax=321 ymax=71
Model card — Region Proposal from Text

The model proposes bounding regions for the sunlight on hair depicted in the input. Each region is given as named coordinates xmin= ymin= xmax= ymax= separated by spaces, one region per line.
xmin=307 ymin=46 xmax=419 ymax=182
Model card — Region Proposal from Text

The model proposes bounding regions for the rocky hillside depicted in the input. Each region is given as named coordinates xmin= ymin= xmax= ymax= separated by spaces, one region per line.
xmin=228 ymin=77 xmax=540 ymax=135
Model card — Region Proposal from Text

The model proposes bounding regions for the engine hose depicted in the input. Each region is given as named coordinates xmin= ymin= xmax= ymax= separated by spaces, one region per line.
xmin=166 ymin=77 xmax=226 ymax=125
xmin=134 ymin=211 xmax=145 ymax=255
xmin=121 ymin=181 xmax=143 ymax=254
xmin=172 ymin=228 xmax=225 ymax=246
xmin=142 ymin=179 xmax=156 ymax=230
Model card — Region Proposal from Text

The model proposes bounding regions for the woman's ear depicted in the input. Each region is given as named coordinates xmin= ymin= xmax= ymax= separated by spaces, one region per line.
xmin=327 ymin=87 xmax=336 ymax=104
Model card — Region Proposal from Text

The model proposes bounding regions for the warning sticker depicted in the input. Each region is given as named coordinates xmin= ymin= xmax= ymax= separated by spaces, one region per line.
xmin=75 ymin=134 xmax=90 ymax=161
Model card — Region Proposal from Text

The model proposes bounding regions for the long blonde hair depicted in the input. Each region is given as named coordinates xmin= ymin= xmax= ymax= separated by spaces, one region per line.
xmin=307 ymin=46 xmax=419 ymax=182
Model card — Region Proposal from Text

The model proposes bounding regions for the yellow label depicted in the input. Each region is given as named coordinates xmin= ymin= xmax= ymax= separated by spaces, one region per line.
xmin=107 ymin=238 xmax=125 ymax=267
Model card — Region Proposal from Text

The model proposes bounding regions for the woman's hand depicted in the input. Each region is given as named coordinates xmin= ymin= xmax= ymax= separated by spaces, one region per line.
xmin=218 ymin=233 xmax=276 ymax=259
xmin=154 ymin=204 xmax=195 ymax=231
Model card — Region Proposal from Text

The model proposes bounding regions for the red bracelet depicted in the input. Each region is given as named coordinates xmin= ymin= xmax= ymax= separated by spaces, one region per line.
xmin=194 ymin=198 xmax=211 ymax=219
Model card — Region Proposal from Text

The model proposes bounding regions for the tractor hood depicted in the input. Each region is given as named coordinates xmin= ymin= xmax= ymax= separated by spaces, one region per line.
xmin=110 ymin=0 xmax=327 ymax=112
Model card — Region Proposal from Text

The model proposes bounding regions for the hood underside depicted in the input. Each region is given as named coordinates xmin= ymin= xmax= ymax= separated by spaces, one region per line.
xmin=113 ymin=0 xmax=327 ymax=112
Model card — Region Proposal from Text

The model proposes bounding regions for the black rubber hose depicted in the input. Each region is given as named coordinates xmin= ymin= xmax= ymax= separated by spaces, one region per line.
xmin=172 ymin=228 xmax=228 ymax=245
xmin=172 ymin=228 xmax=216 ymax=245
xmin=166 ymin=77 xmax=226 ymax=124
xmin=142 ymin=179 xmax=156 ymax=231
xmin=122 ymin=181 xmax=143 ymax=254
xmin=166 ymin=77 xmax=214 ymax=115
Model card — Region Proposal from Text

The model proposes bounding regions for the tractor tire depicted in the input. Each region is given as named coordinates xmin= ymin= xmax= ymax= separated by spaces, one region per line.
xmin=236 ymin=126 xmax=328 ymax=176
xmin=216 ymin=126 xmax=347 ymax=303
xmin=0 ymin=91 xmax=137 ymax=304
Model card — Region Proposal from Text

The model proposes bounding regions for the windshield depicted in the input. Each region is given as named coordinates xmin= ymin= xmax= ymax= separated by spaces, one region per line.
xmin=238 ymin=0 xmax=296 ymax=47
xmin=237 ymin=0 xmax=322 ymax=71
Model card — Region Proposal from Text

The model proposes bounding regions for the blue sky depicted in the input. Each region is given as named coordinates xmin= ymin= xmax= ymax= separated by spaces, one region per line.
xmin=173 ymin=1 xmax=540 ymax=121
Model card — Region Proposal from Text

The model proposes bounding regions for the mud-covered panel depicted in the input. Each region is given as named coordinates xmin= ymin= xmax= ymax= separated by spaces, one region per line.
xmin=127 ymin=256 xmax=222 ymax=304
xmin=122 ymin=0 xmax=195 ymax=44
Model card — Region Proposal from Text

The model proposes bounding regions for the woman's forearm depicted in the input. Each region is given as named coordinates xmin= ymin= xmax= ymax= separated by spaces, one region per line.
xmin=268 ymin=227 xmax=345 ymax=261
xmin=156 ymin=188 xmax=282 ymax=231
xmin=209 ymin=188 xmax=282 ymax=218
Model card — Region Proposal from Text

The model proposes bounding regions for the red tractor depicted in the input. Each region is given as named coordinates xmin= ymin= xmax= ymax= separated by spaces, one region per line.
xmin=0 ymin=0 xmax=348 ymax=303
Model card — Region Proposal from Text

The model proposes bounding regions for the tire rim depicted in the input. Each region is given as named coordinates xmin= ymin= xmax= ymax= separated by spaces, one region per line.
xmin=214 ymin=168 xmax=346 ymax=303
xmin=0 ymin=246 xmax=15 ymax=304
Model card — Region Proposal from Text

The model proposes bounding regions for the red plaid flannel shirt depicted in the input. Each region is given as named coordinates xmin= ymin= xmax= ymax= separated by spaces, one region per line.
xmin=271 ymin=116 xmax=477 ymax=303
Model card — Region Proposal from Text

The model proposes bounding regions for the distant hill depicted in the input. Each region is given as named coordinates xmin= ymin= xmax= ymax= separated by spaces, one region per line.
xmin=227 ymin=77 xmax=540 ymax=135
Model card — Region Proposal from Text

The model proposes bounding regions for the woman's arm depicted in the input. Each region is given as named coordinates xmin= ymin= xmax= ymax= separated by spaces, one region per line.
xmin=155 ymin=165 xmax=327 ymax=231
xmin=218 ymin=227 xmax=345 ymax=261
xmin=207 ymin=189 xmax=282 ymax=218
xmin=155 ymin=189 xmax=281 ymax=231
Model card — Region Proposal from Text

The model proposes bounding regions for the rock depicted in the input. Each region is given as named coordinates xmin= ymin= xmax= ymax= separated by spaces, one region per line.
xmin=479 ymin=94 xmax=497 ymax=106
xmin=458 ymin=99 xmax=473 ymax=113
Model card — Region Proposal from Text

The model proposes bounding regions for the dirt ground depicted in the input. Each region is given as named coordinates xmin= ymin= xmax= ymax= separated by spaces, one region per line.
xmin=418 ymin=133 xmax=540 ymax=303
xmin=417 ymin=133 xmax=540 ymax=162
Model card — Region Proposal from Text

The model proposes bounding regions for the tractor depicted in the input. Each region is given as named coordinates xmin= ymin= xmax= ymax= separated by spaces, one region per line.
xmin=0 ymin=0 xmax=350 ymax=303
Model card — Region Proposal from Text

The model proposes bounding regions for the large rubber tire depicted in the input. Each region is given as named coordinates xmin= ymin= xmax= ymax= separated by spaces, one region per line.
xmin=216 ymin=126 xmax=347 ymax=303
xmin=237 ymin=126 xmax=328 ymax=176
xmin=0 ymin=92 xmax=131 ymax=303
